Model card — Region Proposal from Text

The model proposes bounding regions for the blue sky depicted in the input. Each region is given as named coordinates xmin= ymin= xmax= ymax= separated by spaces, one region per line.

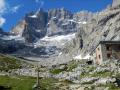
xmin=0 ymin=0 xmax=112 ymax=32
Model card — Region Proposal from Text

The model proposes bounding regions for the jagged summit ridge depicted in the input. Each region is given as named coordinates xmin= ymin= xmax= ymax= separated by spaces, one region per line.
xmin=11 ymin=8 xmax=92 ymax=43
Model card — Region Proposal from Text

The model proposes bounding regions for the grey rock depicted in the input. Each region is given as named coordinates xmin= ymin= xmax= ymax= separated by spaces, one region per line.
xmin=112 ymin=0 xmax=120 ymax=7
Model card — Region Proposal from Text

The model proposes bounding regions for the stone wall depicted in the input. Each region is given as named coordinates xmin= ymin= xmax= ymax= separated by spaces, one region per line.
xmin=95 ymin=44 xmax=103 ymax=65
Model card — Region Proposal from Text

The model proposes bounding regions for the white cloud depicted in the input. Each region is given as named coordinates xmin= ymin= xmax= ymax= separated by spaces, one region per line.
xmin=0 ymin=0 xmax=7 ymax=14
xmin=0 ymin=17 xmax=6 ymax=27
xmin=0 ymin=0 xmax=22 ymax=26
xmin=11 ymin=5 xmax=21 ymax=13
xmin=35 ymin=0 xmax=44 ymax=7
xmin=0 ymin=0 xmax=7 ymax=26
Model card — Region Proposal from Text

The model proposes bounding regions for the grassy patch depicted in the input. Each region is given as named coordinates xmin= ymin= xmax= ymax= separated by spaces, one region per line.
xmin=97 ymin=83 xmax=120 ymax=90
xmin=0 ymin=54 xmax=23 ymax=71
xmin=81 ymin=70 xmax=113 ymax=78
xmin=91 ymin=71 xmax=112 ymax=77
xmin=50 ymin=69 xmax=64 ymax=74
xmin=115 ymin=73 xmax=120 ymax=78
xmin=0 ymin=76 xmax=35 ymax=90
xmin=39 ymin=78 xmax=59 ymax=90
xmin=0 ymin=76 xmax=59 ymax=90
xmin=67 ymin=62 xmax=78 ymax=71
xmin=80 ymin=72 xmax=91 ymax=78
xmin=61 ymin=79 xmax=73 ymax=84
xmin=50 ymin=61 xmax=79 ymax=74
xmin=108 ymin=83 xmax=120 ymax=90
xmin=82 ymin=81 xmax=94 ymax=85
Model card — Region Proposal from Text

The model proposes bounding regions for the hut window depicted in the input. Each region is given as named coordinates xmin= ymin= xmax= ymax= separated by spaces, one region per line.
xmin=99 ymin=55 xmax=101 ymax=59
xmin=107 ymin=54 xmax=111 ymax=58
xmin=106 ymin=46 xmax=110 ymax=51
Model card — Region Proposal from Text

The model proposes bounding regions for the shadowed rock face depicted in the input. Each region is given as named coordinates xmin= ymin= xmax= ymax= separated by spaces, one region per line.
xmin=0 ymin=39 xmax=25 ymax=53
xmin=21 ymin=9 xmax=48 ymax=43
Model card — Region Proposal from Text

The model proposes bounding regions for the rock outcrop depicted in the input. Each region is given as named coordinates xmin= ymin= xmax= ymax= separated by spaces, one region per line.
xmin=69 ymin=2 xmax=120 ymax=56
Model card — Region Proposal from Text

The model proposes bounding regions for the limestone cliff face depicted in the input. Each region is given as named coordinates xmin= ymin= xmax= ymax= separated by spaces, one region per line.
xmin=112 ymin=0 xmax=120 ymax=7
xmin=11 ymin=20 xmax=26 ymax=36
xmin=71 ymin=2 xmax=120 ymax=56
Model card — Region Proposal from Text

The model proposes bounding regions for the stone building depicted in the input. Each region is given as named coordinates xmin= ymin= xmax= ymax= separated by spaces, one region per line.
xmin=91 ymin=41 xmax=120 ymax=65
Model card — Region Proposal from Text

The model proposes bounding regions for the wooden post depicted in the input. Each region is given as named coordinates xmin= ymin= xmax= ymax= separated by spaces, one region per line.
xmin=36 ymin=66 xmax=40 ymax=90
xmin=37 ymin=67 xmax=39 ymax=90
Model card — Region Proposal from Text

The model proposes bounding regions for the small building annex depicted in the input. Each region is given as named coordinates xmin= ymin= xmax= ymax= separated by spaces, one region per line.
xmin=91 ymin=41 xmax=120 ymax=65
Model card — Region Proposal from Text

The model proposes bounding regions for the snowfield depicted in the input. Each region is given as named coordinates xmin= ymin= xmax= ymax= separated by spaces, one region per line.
xmin=29 ymin=14 xmax=37 ymax=18
xmin=34 ymin=33 xmax=76 ymax=47
xmin=68 ymin=19 xmax=87 ymax=24
xmin=41 ymin=33 xmax=75 ymax=42
xmin=73 ymin=54 xmax=91 ymax=60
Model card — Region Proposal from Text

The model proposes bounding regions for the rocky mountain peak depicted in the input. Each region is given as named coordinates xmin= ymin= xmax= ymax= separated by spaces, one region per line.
xmin=11 ymin=8 xmax=93 ymax=43
xmin=112 ymin=0 xmax=120 ymax=7
xmin=20 ymin=9 xmax=48 ymax=43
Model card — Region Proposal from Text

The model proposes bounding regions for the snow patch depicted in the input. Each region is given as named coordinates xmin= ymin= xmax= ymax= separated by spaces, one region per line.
xmin=35 ymin=29 xmax=41 ymax=32
xmin=73 ymin=55 xmax=82 ymax=60
xmin=83 ymin=54 xmax=91 ymax=59
xmin=62 ymin=22 xmax=69 ymax=26
xmin=41 ymin=33 xmax=75 ymax=42
xmin=73 ymin=54 xmax=91 ymax=60
xmin=59 ymin=52 xmax=62 ymax=56
xmin=34 ymin=33 xmax=76 ymax=48
xmin=1 ymin=35 xmax=25 ymax=41
xmin=53 ymin=17 xmax=56 ymax=19
xmin=78 ymin=21 xmax=87 ymax=24
xmin=68 ymin=19 xmax=87 ymax=24
xmin=68 ymin=19 xmax=75 ymax=22
xmin=29 ymin=14 xmax=37 ymax=18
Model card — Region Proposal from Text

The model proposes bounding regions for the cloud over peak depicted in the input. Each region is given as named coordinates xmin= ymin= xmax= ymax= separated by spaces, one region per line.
xmin=0 ymin=0 xmax=7 ymax=14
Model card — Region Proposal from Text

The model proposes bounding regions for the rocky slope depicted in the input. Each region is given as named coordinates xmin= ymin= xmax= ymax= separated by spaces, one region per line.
xmin=67 ymin=0 xmax=120 ymax=57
